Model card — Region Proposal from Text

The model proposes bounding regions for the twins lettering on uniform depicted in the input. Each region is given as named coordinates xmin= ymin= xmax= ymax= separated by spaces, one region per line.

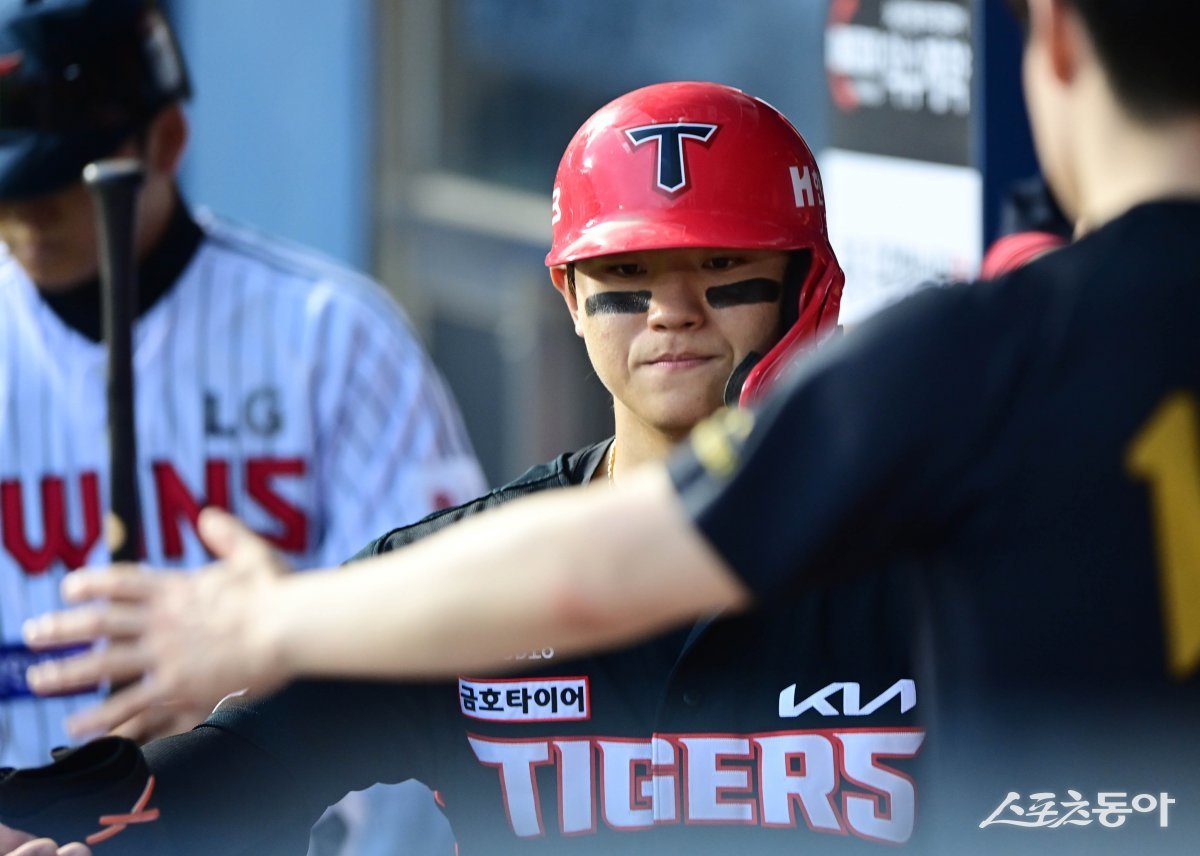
xmin=466 ymin=677 xmax=924 ymax=843
xmin=2 ymin=457 xmax=307 ymax=573
xmin=468 ymin=727 xmax=925 ymax=843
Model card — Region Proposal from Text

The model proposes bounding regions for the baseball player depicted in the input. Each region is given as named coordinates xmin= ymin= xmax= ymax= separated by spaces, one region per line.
xmin=13 ymin=0 xmax=1200 ymax=851
xmin=7 ymin=83 xmax=933 ymax=855
xmin=0 ymin=0 xmax=483 ymax=852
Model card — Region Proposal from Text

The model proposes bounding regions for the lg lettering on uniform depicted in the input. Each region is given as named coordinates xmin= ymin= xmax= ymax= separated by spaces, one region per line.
xmin=625 ymin=122 xmax=717 ymax=193
xmin=204 ymin=387 xmax=283 ymax=438
xmin=778 ymin=679 xmax=917 ymax=717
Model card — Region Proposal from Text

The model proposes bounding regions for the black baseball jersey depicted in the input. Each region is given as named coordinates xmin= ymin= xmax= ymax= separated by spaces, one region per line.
xmin=103 ymin=441 xmax=921 ymax=855
xmin=670 ymin=200 xmax=1200 ymax=854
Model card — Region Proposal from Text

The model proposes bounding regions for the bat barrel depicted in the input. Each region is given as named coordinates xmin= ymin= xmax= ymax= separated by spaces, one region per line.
xmin=83 ymin=157 xmax=145 ymax=563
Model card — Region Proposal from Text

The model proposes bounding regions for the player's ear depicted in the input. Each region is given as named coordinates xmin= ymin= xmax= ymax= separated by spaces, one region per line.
xmin=1028 ymin=0 xmax=1082 ymax=84
xmin=549 ymin=265 xmax=585 ymax=336
xmin=144 ymin=103 xmax=189 ymax=178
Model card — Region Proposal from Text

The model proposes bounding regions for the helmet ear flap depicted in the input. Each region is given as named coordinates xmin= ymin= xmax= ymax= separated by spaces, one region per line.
xmin=723 ymin=351 xmax=762 ymax=408
xmin=738 ymin=251 xmax=845 ymax=408
xmin=721 ymin=249 xmax=813 ymax=409
xmin=780 ymin=249 xmax=814 ymax=332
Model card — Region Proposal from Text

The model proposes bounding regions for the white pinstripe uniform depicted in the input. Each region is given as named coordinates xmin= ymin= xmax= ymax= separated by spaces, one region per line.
xmin=0 ymin=209 xmax=485 ymax=766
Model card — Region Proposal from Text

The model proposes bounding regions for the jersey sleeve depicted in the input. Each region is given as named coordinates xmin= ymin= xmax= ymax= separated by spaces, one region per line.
xmin=139 ymin=678 xmax=446 ymax=855
xmin=347 ymin=454 xmax=574 ymax=561
xmin=308 ymin=285 xmax=487 ymax=567
xmin=668 ymin=283 xmax=1021 ymax=599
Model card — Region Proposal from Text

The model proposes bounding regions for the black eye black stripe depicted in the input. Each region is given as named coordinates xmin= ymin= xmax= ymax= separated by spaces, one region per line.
xmin=584 ymin=291 xmax=652 ymax=315
xmin=705 ymin=278 xmax=782 ymax=308
xmin=583 ymin=278 xmax=781 ymax=315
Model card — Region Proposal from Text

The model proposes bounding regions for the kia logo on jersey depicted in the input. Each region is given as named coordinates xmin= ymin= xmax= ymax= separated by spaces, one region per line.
xmin=624 ymin=122 xmax=718 ymax=193
xmin=779 ymin=679 xmax=917 ymax=718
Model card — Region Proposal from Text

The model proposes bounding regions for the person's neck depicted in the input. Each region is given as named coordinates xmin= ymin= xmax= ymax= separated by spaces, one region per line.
xmin=609 ymin=408 xmax=694 ymax=481
xmin=1072 ymin=104 xmax=1200 ymax=236
xmin=38 ymin=189 xmax=202 ymax=342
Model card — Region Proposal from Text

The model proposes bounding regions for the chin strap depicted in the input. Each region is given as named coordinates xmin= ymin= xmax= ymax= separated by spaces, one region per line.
xmin=723 ymin=351 xmax=762 ymax=408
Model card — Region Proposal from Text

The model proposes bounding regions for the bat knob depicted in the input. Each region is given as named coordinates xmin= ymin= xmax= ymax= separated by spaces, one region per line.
xmin=83 ymin=158 xmax=146 ymax=189
xmin=105 ymin=511 xmax=127 ymax=554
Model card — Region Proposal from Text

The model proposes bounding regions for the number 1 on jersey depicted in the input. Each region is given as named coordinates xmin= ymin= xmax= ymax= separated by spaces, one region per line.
xmin=1127 ymin=391 xmax=1200 ymax=680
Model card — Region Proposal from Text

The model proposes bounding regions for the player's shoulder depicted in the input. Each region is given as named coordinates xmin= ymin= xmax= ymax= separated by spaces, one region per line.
xmin=352 ymin=441 xmax=608 ymax=560
xmin=842 ymin=276 xmax=1023 ymax=359
xmin=833 ymin=222 xmax=1139 ymax=396
xmin=862 ymin=238 xmax=1086 ymax=348
xmin=190 ymin=208 xmax=412 ymax=330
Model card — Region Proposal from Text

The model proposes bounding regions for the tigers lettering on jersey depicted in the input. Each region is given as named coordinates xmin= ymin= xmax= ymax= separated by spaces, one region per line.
xmin=468 ymin=727 xmax=925 ymax=844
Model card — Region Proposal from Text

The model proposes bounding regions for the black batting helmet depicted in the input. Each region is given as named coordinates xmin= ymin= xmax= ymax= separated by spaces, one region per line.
xmin=0 ymin=0 xmax=190 ymax=200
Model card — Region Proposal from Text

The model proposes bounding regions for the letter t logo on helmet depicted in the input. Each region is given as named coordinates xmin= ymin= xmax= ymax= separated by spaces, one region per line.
xmin=546 ymin=81 xmax=845 ymax=406
xmin=624 ymin=122 xmax=717 ymax=193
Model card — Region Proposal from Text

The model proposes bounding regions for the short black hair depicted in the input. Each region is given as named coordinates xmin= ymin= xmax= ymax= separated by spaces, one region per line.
xmin=1010 ymin=0 xmax=1200 ymax=121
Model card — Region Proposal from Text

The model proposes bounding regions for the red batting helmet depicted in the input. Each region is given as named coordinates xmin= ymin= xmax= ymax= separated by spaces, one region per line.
xmin=546 ymin=81 xmax=844 ymax=407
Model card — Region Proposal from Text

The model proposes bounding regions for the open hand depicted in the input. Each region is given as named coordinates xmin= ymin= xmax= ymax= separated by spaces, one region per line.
xmin=22 ymin=508 xmax=294 ymax=739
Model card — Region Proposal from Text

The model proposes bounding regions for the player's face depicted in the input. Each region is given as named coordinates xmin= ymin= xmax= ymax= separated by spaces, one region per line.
xmin=566 ymin=247 xmax=787 ymax=438
xmin=0 ymin=179 xmax=103 ymax=291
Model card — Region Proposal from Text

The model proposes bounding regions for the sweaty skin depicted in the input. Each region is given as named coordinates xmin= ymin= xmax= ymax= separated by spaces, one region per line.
xmin=584 ymin=277 xmax=782 ymax=317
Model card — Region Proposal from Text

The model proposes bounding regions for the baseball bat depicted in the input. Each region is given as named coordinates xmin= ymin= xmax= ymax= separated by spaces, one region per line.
xmin=83 ymin=158 xmax=145 ymax=564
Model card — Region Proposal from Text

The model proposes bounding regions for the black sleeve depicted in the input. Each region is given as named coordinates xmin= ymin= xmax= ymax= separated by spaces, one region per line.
xmin=346 ymin=495 xmax=507 ymax=561
xmin=348 ymin=460 xmax=569 ymax=560
xmin=136 ymin=678 xmax=444 ymax=855
xmin=668 ymin=282 xmax=1023 ymax=598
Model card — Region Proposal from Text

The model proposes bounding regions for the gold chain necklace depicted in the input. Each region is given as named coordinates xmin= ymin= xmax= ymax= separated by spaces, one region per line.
xmin=607 ymin=440 xmax=616 ymax=484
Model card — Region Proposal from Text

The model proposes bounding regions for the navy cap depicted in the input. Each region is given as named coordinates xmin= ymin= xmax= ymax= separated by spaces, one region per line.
xmin=0 ymin=0 xmax=190 ymax=200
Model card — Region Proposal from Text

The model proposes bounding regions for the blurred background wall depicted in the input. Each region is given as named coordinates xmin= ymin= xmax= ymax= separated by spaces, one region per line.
xmin=164 ymin=0 xmax=1035 ymax=487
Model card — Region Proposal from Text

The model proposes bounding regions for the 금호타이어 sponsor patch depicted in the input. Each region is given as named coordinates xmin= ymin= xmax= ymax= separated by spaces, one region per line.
xmin=458 ymin=676 xmax=590 ymax=722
